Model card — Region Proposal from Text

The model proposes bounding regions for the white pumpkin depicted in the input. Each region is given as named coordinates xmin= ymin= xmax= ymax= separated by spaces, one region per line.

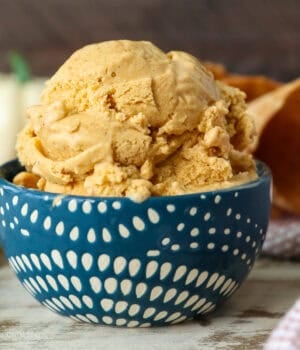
xmin=0 ymin=75 xmax=45 ymax=164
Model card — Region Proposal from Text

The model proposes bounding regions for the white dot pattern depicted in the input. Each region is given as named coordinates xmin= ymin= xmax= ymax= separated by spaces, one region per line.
xmin=82 ymin=201 xmax=92 ymax=214
xmin=204 ymin=212 xmax=211 ymax=221
xmin=214 ymin=195 xmax=221 ymax=204
xmin=177 ymin=223 xmax=185 ymax=231
xmin=43 ymin=216 xmax=52 ymax=230
xmin=190 ymin=242 xmax=199 ymax=249
xmin=166 ymin=204 xmax=175 ymax=212
xmin=97 ymin=202 xmax=107 ymax=214
xmin=209 ymin=228 xmax=216 ymax=235
xmin=118 ymin=224 xmax=130 ymax=239
xmin=147 ymin=208 xmax=160 ymax=224
xmin=190 ymin=228 xmax=199 ymax=237
xmin=21 ymin=203 xmax=28 ymax=216
xmin=189 ymin=207 xmax=197 ymax=216
xmin=87 ymin=228 xmax=96 ymax=243
xmin=102 ymin=228 xmax=112 ymax=243
xmin=112 ymin=201 xmax=121 ymax=210
xmin=132 ymin=216 xmax=145 ymax=231
xmin=30 ymin=210 xmax=38 ymax=223
xmin=55 ymin=222 xmax=64 ymax=236
xmin=171 ymin=244 xmax=180 ymax=251
xmin=161 ymin=237 xmax=171 ymax=246
xmin=68 ymin=199 xmax=77 ymax=212
xmin=226 ymin=208 xmax=232 ymax=216
xmin=0 ymin=177 xmax=267 ymax=328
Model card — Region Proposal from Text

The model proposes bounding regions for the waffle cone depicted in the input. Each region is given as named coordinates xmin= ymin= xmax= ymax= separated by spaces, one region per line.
xmin=248 ymin=79 xmax=300 ymax=213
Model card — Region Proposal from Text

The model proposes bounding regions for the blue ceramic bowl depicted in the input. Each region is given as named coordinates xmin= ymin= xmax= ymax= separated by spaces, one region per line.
xmin=0 ymin=160 xmax=271 ymax=327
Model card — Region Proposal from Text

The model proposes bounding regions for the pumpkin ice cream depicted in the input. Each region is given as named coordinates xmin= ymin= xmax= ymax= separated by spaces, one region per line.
xmin=14 ymin=40 xmax=257 ymax=201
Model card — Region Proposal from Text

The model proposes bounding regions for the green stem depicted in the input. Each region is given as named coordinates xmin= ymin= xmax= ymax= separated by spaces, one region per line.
xmin=8 ymin=51 xmax=31 ymax=83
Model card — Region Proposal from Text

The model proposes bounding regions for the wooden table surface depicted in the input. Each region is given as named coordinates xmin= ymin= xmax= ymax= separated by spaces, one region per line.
xmin=1 ymin=256 xmax=299 ymax=350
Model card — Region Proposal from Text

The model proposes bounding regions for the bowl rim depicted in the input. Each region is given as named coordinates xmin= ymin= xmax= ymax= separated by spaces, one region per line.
xmin=0 ymin=159 xmax=271 ymax=202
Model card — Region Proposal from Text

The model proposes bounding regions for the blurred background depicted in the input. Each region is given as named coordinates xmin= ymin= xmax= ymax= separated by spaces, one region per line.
xmin=0 ymin=0 xmax=299 ymax=80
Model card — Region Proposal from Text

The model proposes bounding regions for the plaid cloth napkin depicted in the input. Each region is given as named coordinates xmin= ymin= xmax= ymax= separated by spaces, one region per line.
xmin=263 ymin=214 xmax=300 ymax=259
xmin=263 ymin=213 xmax=300 ymax=349
xmin=264 ymin=299 xmax=300 ymax=350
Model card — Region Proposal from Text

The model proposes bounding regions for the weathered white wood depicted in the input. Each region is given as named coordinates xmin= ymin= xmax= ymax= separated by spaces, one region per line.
xmin=0 ymin=257 xmax=299 ymax=350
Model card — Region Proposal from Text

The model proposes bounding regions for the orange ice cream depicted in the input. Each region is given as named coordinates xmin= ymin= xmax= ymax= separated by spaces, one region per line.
xmin=15 ymin=40 xmax=257 ymax=201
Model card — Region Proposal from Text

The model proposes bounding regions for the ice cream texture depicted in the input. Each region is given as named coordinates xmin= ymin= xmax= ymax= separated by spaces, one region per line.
xmin=15 ymin=40 xmax=257 ymax=201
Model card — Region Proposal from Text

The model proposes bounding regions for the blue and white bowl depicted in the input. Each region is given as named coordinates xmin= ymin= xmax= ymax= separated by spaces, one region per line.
xmin=0 ymin=160 xmax=271 ymax=327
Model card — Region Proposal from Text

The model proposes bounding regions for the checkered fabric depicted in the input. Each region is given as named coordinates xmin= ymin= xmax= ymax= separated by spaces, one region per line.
xmin=263 ymin=213 xmax=300 ymax=349
xmin=264 ymin=299 xmax=300 ymax=350
xmin=263 ymin=216 xmax=300 ymax=258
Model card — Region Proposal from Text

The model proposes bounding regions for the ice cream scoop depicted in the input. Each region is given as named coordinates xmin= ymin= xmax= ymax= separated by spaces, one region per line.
xmin=15 ymin=40 xmax=257 ymax=201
